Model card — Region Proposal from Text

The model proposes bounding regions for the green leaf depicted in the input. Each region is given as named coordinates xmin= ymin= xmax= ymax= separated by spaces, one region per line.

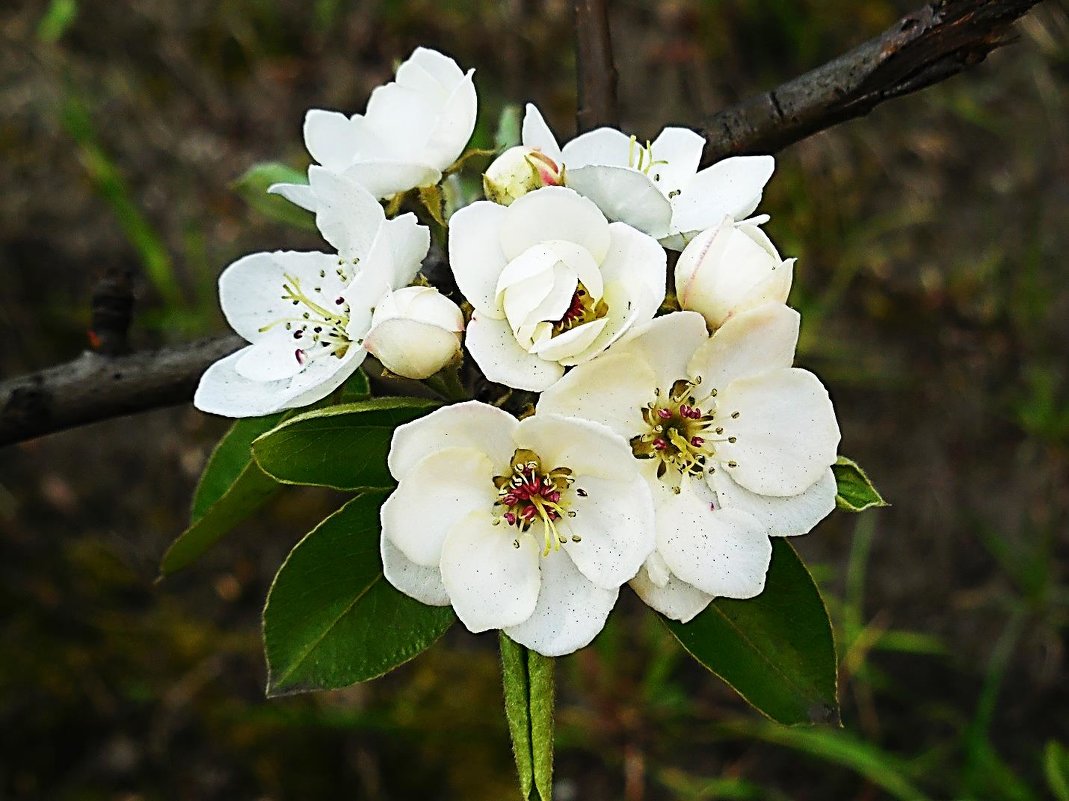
xmin=232 ymin=162 xmax=316 ymax=231
xmin=263 ymin=492 xmax=454 ymax=696
xmin=160 ymin=413 xmax=286 ymax=576
xmin=833 ymin=456 xmax=888 ymax=512
xmin=252 ymin=397 xmax=441 ymax=490
xmin=499 ymin=634 xmax=555 ymax=801
xmin=1046 ymin=741 xmax=1069 ymax=801
xmin=37 ymin=0 xmax=78 ymax=42
xmin=664 ymin=539 xmax=839 ymax=726
xmin=339 ymin=368 xmax=370 ymax=401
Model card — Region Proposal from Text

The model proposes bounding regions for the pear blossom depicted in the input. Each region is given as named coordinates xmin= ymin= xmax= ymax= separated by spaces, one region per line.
xmin=270 ymin=47 xmax=477 ymax=206
xmin=364 ymin=286 xmax=464 ymax=379
xmin=538 ymin=306 xmax=840 ymax=622
xmin=194 ymin=172 xmax=430 ymax=417
xmin=521 ymin=103 xmax=774 ymax=250
xmin=483 ymin=145 xmax=564 ymax=206
xmin=675 ymin=216 xmax=794 ymax=329
xmin=448 ymin=185 xmax=666 ymax=392
xmin=380 ymin=401 xmax=656 ymax=656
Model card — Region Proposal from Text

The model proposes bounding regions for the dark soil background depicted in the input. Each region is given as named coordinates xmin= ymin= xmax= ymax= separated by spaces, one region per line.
xmin=1 ymin=1 xmax=1068 ymax=799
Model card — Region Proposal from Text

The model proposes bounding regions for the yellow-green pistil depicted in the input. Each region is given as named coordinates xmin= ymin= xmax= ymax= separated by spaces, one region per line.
xmin=493 ymin=449 xmax=578 ymax=555
xmin=630 ymin=378 xmax=737 ymax=491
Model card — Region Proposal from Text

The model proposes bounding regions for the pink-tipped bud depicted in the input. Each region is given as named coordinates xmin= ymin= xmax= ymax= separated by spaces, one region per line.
xmin=483 ymin=146 xmax=564 ymax=206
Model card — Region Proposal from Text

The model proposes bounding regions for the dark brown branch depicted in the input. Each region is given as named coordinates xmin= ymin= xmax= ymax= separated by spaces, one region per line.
xmin=700 ymin=0 xmax=1042 ymax=163
xmin=574 ymin=0 xmax=619 ymax=132
xmin=0 ymin=335 xmax=243 ymax=447
xmin=0 ymin=0 xmax=1044 ymax=447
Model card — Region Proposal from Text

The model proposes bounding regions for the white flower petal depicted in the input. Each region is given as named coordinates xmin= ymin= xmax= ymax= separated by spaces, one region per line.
xmin=440 ymin=510 xmax=542 ymax=633
xmin=308 ymin=167 xmax=385 ymax=260
xmin=713 ymin=466 xmax=837 ymax=537
xmin=364 ymin=83 xmax=439 ymax=157
xmin=304 ymin=109 xmax=357 ymax=170
xmin=514 ymin=414 xmax=639 ymax=483
xmin=267 ymin=181 xmax=317 ymax=212
xmin=381 ymin=537 xmax=450 ymax=606
xmin=609 ymin=311 xmax=709 ymax=391
xmin=560 ymin=126 xmax=632 ymax=169
xmin=714 ymin=368 xmax=840 ymax=496
xmin=340 ymin=160 xmax=441 ymax=199
xmin=537 ymin=350 xmax=655 ymax=438
xmin=629 ymin=562 xmax=714 ymax=623
xmin=193 ymin=344 xmax=364 ymax=418
xmin=561 ymin=473 xmax=655 ymax=589
xmin=529 ymin=317 xmax=607 ymax=361
xmin=396 ymin=46 xmax=466 ymax=95
xmin=656 ymin=483 xmax=772 ymax=599
xmin=671 ymin=155 xmax=775 ymax=235
xmin=381 ymin=447 xmax=496 ymax=567
xmin=649 ymin=127 xmax=705 ymax=194
xmin=597 ymin=221 xmax=667 ymax=321
xmin=233 ymin=329 xmax=307 ymax=381
xmin=448 ymin=201 xmax=509 ymax=317
xmin=687 ymin=303 xmax=800 ymax=390
xmin=565 ymin=165 xmax=673 ymax=238
xmin=521 ymin=103 xmax=564 ymax=164
xmin=500 ymin=186 xmax=611 ymax=263
xmin=465 ymin=314 xmax=564 ymax=391
xmin=422 ymin=71 xmax=477 ymax=169
xmin=388 ymin=400 xmax=518 ymax=478
xmin=218 ymin=251 xmax=341 ymax=343
xmin=504 ymin=547 xmax=618 ymax=656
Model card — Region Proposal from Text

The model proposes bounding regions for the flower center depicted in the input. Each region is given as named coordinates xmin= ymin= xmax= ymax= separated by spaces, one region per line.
xmin=552 ymin=282 xmax=608 ymax=334
xmin=492 ymin=449 xmax=576 ymax=555
xmin=630 ymin=378 xmax=734 ymax=492
xmin=258 ymin=268 xmax=354 ymax=366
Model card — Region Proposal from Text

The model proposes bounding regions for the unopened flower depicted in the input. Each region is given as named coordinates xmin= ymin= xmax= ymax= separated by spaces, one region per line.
xmin=270 ymin=47 xmax=477 ymax=205
xmin=522 ymin=103 xmax=774 ymax=250
xmin=364 ymin=286 xmax=464 ymax=379
xmin=483 ymin=145 xmax=564 ymax=206
xmin=538 ymin=307 xmax=840 ymax=622
xmin=194 ymin=173 xmax=430 ymax=417
xmin=675 ymin=217 xmax=794 ymax=329
xmin=380 ymin=401 xmax=656 ymax=656
xmin=448 ymin=185 xmax=666 ymax=391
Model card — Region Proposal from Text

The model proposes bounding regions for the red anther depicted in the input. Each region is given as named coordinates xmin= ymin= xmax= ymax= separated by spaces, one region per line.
xmin=502 ymin=493 xmax=517 ymax=505
xmin=653 ymin=437 xmax=668 ymax=450
xmin=295 ymin=349 xmax=307 ymax=365
xmin=691 ymin=436 xmax=704 ymax=447
xmin=657 ymin=408 xmax=672 ymax=420
xmin=504 ymin=512 xmax=517 ymax=524
xmin=521 ymin=505 xmax=537 ymax=519
xmin=546 ymin=491 xmax=560 ymax=503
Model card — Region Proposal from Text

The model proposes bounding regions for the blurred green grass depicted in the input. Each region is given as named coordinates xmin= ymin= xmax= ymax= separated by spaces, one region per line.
xmin=2 ymin=0 xmax=1068 ymax=799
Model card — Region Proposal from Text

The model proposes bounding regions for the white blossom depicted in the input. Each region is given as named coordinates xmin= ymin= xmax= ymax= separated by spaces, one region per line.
xmin=521 ymin=103 xmax=774 ymax=250
xmin=380 ymin=401 xmax=656 ymax=656
xmin=448 ymin=185 xmax=666 ymax=392
xmin=538 ymin=307 xmax=840 ymax=622
xmin=483 ymin=145 xmax=564 ymax=206
xmin=194 ymin=172 xmax=430 ymax=417
xmin=269 ymin=47 xmax=477 ymax=205
xmin=364 ymin=286 xmax=464 ymax=379
xmin=675 ymin=216 xmax=794 ymax=329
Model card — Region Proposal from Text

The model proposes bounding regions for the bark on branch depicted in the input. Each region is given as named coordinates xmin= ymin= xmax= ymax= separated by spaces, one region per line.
xmin=700 ymin=0 xmax=1042 ymax=162
xmin=0 ymin=0 xmax=1043 ymax=447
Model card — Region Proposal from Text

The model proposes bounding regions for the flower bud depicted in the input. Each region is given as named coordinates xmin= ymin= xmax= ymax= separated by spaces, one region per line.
xmin=364 ymin=287 xmax=465 ymax=379
xmin=483 ymin=146 xmax=563 ymax=206
xmin=674 ymin=217 xmax=794 ymax=328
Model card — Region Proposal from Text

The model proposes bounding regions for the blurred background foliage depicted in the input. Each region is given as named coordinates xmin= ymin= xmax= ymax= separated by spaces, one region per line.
xmin=2 ymin=0 xmax=1068 ymax=798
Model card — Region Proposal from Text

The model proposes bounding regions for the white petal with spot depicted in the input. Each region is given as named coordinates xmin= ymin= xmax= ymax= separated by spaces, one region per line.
xmin=381 ymin=537 xmax=450 ymax=606
xmin=712 ymin=467 xmax=837 ymax=537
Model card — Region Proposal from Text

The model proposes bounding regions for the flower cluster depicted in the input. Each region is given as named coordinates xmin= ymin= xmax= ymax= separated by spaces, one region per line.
xmin=196 ymin=47 xmax=841 ymax=656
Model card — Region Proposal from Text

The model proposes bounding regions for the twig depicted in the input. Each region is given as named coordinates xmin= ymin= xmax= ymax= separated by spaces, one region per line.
xmin=0 ymin=0 xmax=1044 ymax=447
xmin=0 ymin=336 xmax=243 ymax=447
xmin=700 ymin=0 xmax=1043 ymax=163
xmin=574 ymin=0 xmax=619 ymax=131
